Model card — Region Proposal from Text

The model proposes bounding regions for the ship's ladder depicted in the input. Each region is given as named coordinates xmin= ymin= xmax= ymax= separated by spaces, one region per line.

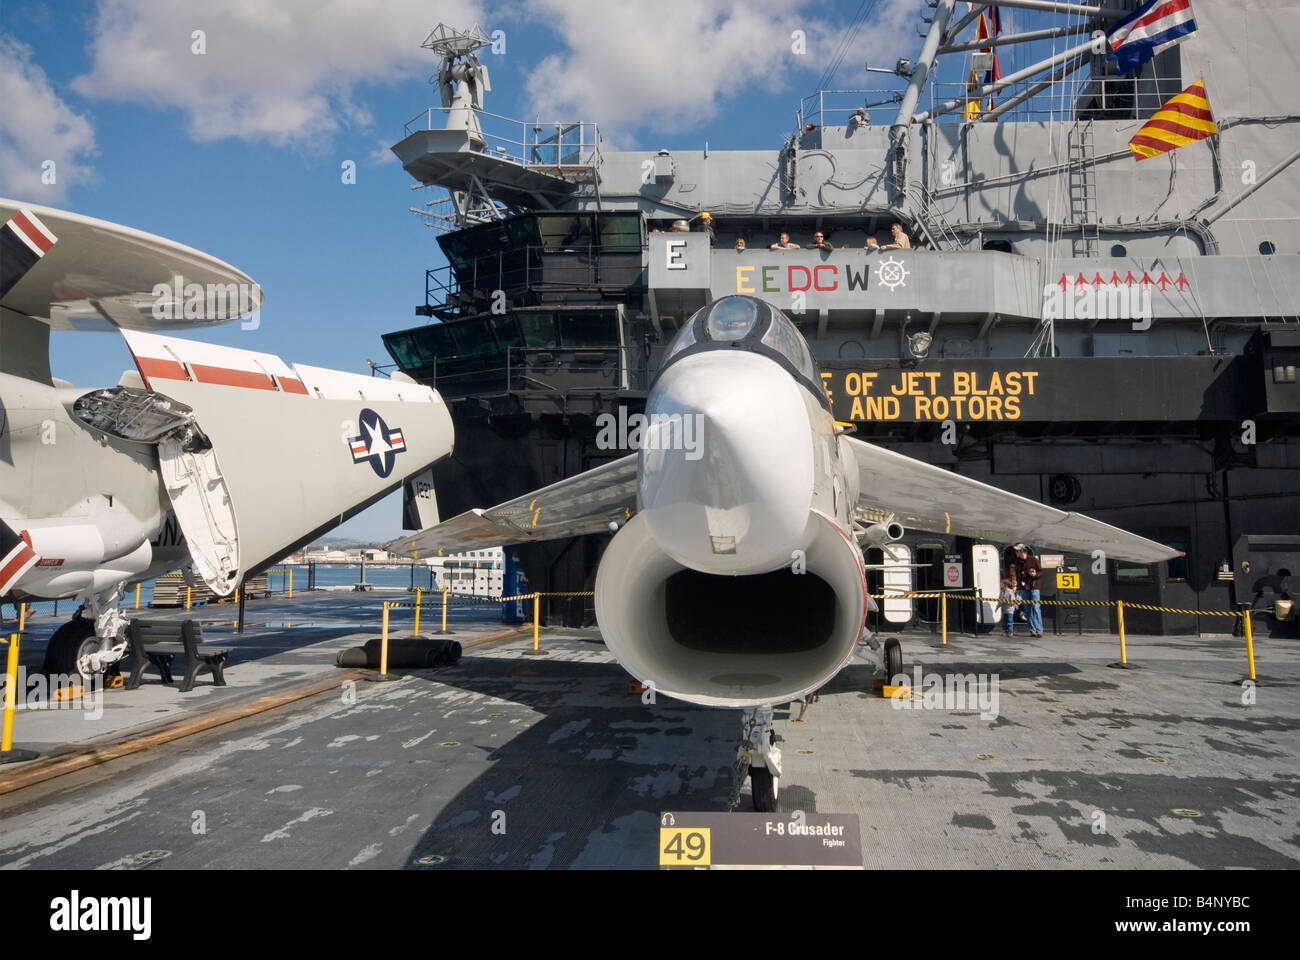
xmin=1068 ymin=120 xmax=1100 ymax=256
xmin=906 ymin=182 xmax=963 ymax=251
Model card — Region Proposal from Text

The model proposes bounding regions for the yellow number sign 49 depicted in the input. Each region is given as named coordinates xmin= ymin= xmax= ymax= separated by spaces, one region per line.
xmin=660 ymin=827 xmax=711 ymax=866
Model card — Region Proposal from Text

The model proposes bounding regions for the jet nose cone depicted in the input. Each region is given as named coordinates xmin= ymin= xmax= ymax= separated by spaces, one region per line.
xmin=639 ymin=351 xmax=815 ymax=574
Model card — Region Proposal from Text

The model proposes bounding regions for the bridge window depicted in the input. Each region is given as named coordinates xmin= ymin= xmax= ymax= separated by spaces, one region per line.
xmin=1260 ymin=241 xmax=1277 ymax=256
xmin=538 ymin=215 xmax=594 ymax=252
xmin=448 ymin=317 xmax=497 ymax=357
xmin=559 ymin=310 xmax=618 ymax=347
xmin=385 ymin=333 xmax=424 ymax=369
xmin=598 ymin=214 xmax=643 ymax=253
xmin=490 ymin=313 xmax=523 ymax=348
xmin=517 ymin=311 xmax=559 ymax=348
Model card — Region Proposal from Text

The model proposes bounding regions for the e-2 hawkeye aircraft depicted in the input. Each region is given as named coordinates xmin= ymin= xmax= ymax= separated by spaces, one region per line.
xmin=389 ymin=294 xmax=1176 ymax=811
xmin=0 ymin=200 xmax=452 ymax=679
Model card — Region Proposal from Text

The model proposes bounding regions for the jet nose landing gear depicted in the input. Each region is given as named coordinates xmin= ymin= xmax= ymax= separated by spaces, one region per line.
xmin=727 ymin=705 xmax=782 ymax=812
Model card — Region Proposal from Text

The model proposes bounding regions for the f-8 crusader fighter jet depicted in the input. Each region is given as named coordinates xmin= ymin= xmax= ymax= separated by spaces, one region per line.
xmin=1 ymin=200 xmax=452 ymax=678
xmin=390 ymin=295 xmax=1175 ymax=811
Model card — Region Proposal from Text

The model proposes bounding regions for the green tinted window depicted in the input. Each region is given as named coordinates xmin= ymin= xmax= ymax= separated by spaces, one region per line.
xmin=385 ymin=333 xmax=424 ymax=369
xmin=448 ymin=317 xmax=498 ymax=357
xmin=413 ymin=324 xmax=458 ymax=361
xmin=491 ymin=314 xmax=524 ymax=347
xmin=517 ymin=311 xmax=558 ymax=347
xmin=439 ymin=234 xmax=470 ymax=270
xmin=507 ymin=217 xmax=539 ymax=247
xmin=1114 ymin=561 xmax=1151 ymax=582
xmin=559 ymin=311 xmax=618 ymax=347
xmin=598 ymin=214 xmax=642 ymax=252
xmin=1165 ymin=541 xmax=1189 ymax=582
xmin=538 ymin=216 xmax=593 ymax=252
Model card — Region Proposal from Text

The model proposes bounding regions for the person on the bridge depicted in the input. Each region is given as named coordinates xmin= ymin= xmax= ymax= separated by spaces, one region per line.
xmin=1013 ymin=544 xmax=1044 ymax=638
xmin=880 ymin=222 xmax=911 ymax=250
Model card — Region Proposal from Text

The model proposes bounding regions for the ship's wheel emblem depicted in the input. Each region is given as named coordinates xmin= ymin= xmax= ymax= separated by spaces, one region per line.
xmin=876 ymin=256 xmax=908 ymax=292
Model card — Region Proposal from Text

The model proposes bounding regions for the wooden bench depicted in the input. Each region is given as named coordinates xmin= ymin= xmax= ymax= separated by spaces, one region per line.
xmin=125 ymin=619 xmax=232 ymax=692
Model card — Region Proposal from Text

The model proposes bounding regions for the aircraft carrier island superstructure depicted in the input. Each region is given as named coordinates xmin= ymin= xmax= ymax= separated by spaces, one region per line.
xmin=380 ymin=5 xmax=1299 ymax=635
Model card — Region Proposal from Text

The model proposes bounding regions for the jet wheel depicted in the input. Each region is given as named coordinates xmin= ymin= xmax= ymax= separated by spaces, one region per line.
xmin=750 ymin=766 xmax=778 ymax=812
xmin=884 ymin=637 xmax=903 ymax=684
xmin=42 ymin=617 xmax=98 ymax=679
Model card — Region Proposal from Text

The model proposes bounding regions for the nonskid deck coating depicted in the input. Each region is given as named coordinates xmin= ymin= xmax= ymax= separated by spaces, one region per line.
xmin=0 ymin=595 xmax=1296 ymax=869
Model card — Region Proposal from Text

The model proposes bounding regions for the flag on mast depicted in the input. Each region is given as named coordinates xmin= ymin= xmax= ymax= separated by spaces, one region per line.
xmin=1108 ymin=0 xmax=1199 ymax=75
xmin=1128 ymin=78 xmax=1216 ymax=160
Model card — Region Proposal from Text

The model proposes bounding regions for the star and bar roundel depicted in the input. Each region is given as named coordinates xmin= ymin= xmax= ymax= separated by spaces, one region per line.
xmin=349 ymin=408 xmax=406 ymax=478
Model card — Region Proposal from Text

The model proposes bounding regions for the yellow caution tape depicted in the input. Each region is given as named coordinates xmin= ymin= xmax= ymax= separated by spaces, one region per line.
xmin=870 ymin=590 xmax=1245 ymax=617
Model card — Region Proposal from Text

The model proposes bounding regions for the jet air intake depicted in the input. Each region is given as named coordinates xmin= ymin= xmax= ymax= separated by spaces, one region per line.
xmin=595 ymin=510 xmax=866 ymax=708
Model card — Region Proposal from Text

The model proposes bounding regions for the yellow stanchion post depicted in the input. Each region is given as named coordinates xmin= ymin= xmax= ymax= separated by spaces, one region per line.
xmin=441 ymin=586 xmax=448 ymax=633
xmin=234 ymin=586 xmax=240 ymax=604
xmin=1243 ymin=610 xmax=1257 ymax=682
xmin=17 ymin=604 xmax=25 ymax=633
xmin=1105 ymin=599 xmax=1134 ymax=670
xmin=365 ymin=602 xmax=398 ymax=682
xmin=533 ymin=592 xmax=540 ymax=651
xmin=185 ymin=586 xmax=192 ymax=610
xmin=2 ymin=634 xmax=17 ymax=751
xmin=1 ymin=632 xmax=38 ymax=762
xmin=414 ymin=587 xmax=422 ymax=635
xmin=288 ymin=567 xmax=293 ymax=599
xmin=135 ymin=583 xmax=141 ymax=610
xmin=941 ymin=592 xmax=948 ymax=646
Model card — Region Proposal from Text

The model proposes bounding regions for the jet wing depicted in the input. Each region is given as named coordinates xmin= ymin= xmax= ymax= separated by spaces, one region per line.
xmin=846 ymin=437 xmax=1178 ymax=564
xmin=387 ymin=454 xmax=638 ymax=556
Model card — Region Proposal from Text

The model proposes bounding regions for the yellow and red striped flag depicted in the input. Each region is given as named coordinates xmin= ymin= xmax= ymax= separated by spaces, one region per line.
xmin=1129 ymin=78 xmax=1216 ymax=161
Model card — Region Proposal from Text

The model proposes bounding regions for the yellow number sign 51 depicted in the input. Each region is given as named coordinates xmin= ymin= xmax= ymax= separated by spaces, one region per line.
xmin=1056 ymin=572 xmax=1080 ymax=590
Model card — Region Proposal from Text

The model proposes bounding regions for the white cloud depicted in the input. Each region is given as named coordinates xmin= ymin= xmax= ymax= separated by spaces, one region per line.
xmin=72 ymin=0 xmax=483 ymax=146
xmin=0 ymin=34 xmax=96 ymax=201
xmin=517 ymin=0 xmax=920 ymax=143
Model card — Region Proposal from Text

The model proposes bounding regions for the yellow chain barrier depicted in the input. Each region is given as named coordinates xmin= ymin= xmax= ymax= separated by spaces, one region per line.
xmin=869 ymin=589 xmax=1246 ymax=617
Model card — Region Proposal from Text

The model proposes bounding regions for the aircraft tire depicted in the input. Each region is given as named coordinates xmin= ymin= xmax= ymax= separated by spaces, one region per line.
xmin=41 ymin=617 xmax=98 ymax=678
xmin=884 ymin=637 xmax=903 ymax=683
xmin=750 ymin=766 xmax=778 ymax=812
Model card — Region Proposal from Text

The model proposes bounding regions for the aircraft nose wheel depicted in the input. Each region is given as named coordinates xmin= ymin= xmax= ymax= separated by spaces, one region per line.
xmin=884 ymin=637 xmax=903 ymax=683
xmin=750 ymin=765 xmax=779 ymax=812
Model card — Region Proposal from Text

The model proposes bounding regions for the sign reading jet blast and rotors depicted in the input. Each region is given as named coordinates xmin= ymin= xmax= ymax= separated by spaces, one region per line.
xmin=659 ymin=812 xmax=861 ymax=869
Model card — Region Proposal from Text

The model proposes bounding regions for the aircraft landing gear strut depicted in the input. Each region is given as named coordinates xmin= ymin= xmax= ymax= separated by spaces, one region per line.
xmin=726 ymin=705 xmax=782 ymax=813
xmin=42 ymin=585 xmax=129 ymax=680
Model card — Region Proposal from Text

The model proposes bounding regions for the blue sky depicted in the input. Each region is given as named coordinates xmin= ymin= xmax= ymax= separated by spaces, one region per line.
xmin=1 ymin=0 xmax=1069 ymax=541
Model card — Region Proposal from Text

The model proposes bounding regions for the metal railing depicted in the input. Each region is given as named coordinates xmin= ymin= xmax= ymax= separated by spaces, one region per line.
xmin=926 ymin=75 xmax=1184 ymax=123
xmin=795 ymin=88 xmax=906 ymax=131
xmin=403 ymin=106 xmax=601 ymax=168
xmin=415 ymin=346 xmax=624 ymax=399
xmin=796 ymin=76 xmax=1195 ymax=131
xmin=425 ymin=243 xmax=641 ymax=313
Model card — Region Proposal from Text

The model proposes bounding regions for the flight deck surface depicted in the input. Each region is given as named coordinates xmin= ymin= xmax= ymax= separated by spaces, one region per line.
xmin=1 ymin=591 xmax=1296 ymax=870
